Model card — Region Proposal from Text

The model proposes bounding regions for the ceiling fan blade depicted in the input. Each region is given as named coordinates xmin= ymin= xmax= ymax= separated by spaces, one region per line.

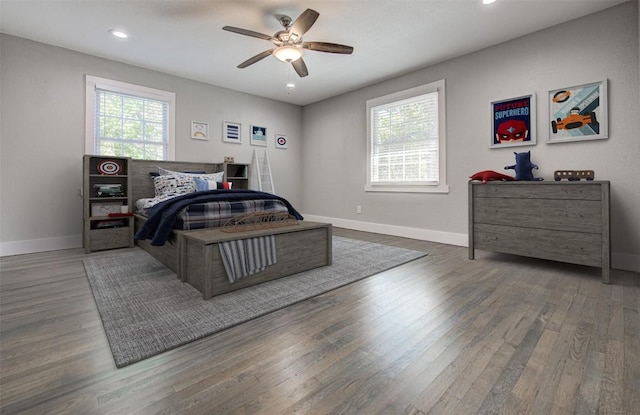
xmin=303 ymin=42 xmax=354 ymax=54
xmin=237 ymin=49 xmax=274 ymax=68
xmin=291 ymin=58 xmax=309 ymax=78
xmin=223 ymin=26 xmax=274 ymax=41
xmin=289 ymin=9 xmax=319 ymax=38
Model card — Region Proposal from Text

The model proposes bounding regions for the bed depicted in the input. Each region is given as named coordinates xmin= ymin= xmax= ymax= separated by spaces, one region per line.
xmin=131 ymin=159 xmax=332 ymax=299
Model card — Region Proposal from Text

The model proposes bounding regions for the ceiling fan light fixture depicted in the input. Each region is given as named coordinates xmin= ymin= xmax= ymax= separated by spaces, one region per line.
xmin=224 ymin=8 xmax=352 ymax=78
xmin=274 ymin=46 xmax=303 ymax=62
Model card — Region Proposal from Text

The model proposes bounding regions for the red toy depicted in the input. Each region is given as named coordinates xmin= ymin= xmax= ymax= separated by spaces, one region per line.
xmin=470 ymin=170 xmax=516 ymax=184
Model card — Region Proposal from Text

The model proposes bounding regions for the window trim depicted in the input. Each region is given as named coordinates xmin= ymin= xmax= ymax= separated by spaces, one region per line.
xmin=365 ymin=80 xmax=448 ymax=194
xmin=84 ymin=75 xmax=176 ymax=160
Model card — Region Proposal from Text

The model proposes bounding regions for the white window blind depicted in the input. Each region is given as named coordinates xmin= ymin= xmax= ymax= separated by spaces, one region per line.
xmin=366 ymin=80 xmax=447 ymax=193
xmin=85 ymin=75 xmax=176 ymax=160
xmin=370 ymin=91 xmax=439 ymax=184
xmin=94 ymin=89 xmax=169 ymax=160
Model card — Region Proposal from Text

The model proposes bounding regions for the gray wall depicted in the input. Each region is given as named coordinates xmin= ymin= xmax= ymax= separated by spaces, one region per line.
xmin=0 ymin=35 xmax=303 ymax=255
xmin=301 ymin=2 xmax=639 ymax=272
xmin=1 ymin=2 xmax=638 ymax=272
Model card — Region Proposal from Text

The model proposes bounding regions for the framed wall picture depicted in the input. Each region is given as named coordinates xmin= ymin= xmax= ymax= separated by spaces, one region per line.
xmin=223 ymin=121 xmax=242 ymax=144
xmin=548 ymin=79 xmax=608 ymax=143
xmin=490 ymin=94 xmax=536 ymax=148
xmin=250 ymin=125 xmax=267 ymax=146
xmin=191 ymin=121 xmax=208 ymax=140
xmin=275 ymin=134 xmax=288 ymax=149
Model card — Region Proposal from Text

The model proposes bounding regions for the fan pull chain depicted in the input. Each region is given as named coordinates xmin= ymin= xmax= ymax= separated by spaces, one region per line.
xmin=286 ymin=66 xmax=295 ymax=94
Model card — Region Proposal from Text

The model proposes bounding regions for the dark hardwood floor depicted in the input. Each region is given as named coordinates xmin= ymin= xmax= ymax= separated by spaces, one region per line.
xmin=1 ymin=228 xmax=638 ymax=414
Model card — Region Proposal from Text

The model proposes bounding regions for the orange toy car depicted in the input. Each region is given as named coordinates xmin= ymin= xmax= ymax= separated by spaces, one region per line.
xmin=551 ymin=107 xmax=597 ymax=133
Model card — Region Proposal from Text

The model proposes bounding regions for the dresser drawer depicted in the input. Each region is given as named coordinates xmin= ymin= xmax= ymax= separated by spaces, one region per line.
xmin=90 ymin=227 xmax=131 ymax=251
xmin=472 ymin=183 xmax=603 ymax=200
xmin=473 ymin=197 xmax=602 ymax=233
xmin=474 ymin=223 xmax=602 ymax=267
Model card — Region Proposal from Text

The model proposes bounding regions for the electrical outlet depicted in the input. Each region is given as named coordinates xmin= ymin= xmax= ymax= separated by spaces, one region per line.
xmin=356 ymin=205 xmax=362 ymax=214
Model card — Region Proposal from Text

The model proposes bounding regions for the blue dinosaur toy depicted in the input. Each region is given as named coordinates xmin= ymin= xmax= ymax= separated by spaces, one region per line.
xmin=504 ymin=151 xmax=543 ymax=181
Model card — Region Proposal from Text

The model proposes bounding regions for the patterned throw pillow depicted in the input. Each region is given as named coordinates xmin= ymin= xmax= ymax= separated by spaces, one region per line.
xmin=153 ymin=174 xmax=196 ymax=198
xmin=157 ymin=167 xmax=224 ymax=183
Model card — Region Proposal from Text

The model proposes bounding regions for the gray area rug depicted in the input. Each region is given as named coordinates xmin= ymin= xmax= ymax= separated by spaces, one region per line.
xmin=83 ymin=236 xmax=427 ymax=368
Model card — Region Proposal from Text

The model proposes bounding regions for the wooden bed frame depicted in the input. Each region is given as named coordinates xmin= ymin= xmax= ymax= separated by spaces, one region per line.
xmin=131 ymin=159 xmax=224 ymax=273
xmin=131 ymin=159 xmax=332 ymax=299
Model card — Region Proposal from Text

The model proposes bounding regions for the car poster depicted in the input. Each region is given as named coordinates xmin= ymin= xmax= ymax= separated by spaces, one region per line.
xmin=548 ymin=79 xmax=608 ymax=143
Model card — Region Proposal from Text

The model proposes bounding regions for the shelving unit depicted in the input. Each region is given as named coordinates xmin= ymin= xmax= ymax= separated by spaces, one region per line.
xmin=223 ymin=162 xmax=250 ymax=190
xmin=83 ymin=155 xmax=134 ymax=253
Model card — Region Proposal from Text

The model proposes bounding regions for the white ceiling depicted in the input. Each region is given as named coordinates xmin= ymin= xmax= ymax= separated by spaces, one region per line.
xmin=0 ymin=0 xmax=628 ymax=106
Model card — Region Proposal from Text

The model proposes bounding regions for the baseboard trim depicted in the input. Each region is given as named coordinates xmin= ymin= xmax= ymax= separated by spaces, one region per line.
xmin=302 ymin=214 xmax=468 ymax=247
xmin=2 ymin=223 xmax=638 ymax=273
xmin=0 ymin=235 xmax=82 ymax=257
xmin=302 ymin=214 xmax=640 ymax=273
xmin=611 ymin=252 xmax=640 ymax=273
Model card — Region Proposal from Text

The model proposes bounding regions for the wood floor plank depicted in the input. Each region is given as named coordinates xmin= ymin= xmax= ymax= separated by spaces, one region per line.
xmin=623 ymin=280 xmax=640 ymax=414
xmin=575 ymin=348 xmax=605 ymax=413
xmin=524 ymin=324 xmax=578 ymax=414
xmin=476 ymin=308 xmax=548 ymax=414
xmin=409 ymin=304 xmax=523 ymax=412
xmin=0 ymin=228 xmax=637 ymax=414
xmin=550 ymin=302 xmax=594 ymax=413
xmin=500 ymin=327 xmax=560 ymax=414
xmin=599 ymin=339 xmax=625 ymax=414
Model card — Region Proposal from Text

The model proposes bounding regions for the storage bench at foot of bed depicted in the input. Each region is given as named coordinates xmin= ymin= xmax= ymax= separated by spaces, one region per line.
xmin=180 ymin=221 xmax=332 ymax=299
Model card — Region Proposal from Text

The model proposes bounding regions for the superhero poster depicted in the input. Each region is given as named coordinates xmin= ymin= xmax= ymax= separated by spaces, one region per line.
xmin=548 ymin=79 xmax=608 ymax=143
xmin=490 ymin=94 xmax=536 ymax=148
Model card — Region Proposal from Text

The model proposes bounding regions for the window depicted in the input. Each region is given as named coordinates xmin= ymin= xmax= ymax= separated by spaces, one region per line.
xmin=366 ymin=80 xmax=447 ymax=193
xmin=85 ymin=76 xmax=176 ymax=160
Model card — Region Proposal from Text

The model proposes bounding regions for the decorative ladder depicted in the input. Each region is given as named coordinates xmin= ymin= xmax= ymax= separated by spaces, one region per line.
xmin=251 ymin=149 xmax=274 ymax=194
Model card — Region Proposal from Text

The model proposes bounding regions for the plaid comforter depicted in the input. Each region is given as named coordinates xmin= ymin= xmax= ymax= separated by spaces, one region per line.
xmin=134 ymin=190 xmax=304 ymax=246
xmin=174 ymin=199 xmax=290 ymax=230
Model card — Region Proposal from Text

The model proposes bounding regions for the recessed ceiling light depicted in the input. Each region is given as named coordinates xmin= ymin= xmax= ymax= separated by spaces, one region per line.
xmin=109 ymin=29 xmax=129 ymax=39
xmin=286 ymin=82 xmax=296 ymax=89
xmin=483 ymin=0 xmax=497 ymax=4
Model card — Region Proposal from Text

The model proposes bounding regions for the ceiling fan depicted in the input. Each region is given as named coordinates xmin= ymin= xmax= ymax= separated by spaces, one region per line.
xmin=223 ymin=8 xmax=353 ymax=78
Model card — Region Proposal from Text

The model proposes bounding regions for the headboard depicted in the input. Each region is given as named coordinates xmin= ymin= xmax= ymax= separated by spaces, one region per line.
xmin=130 ymin=159 xmax=224 ymax=203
